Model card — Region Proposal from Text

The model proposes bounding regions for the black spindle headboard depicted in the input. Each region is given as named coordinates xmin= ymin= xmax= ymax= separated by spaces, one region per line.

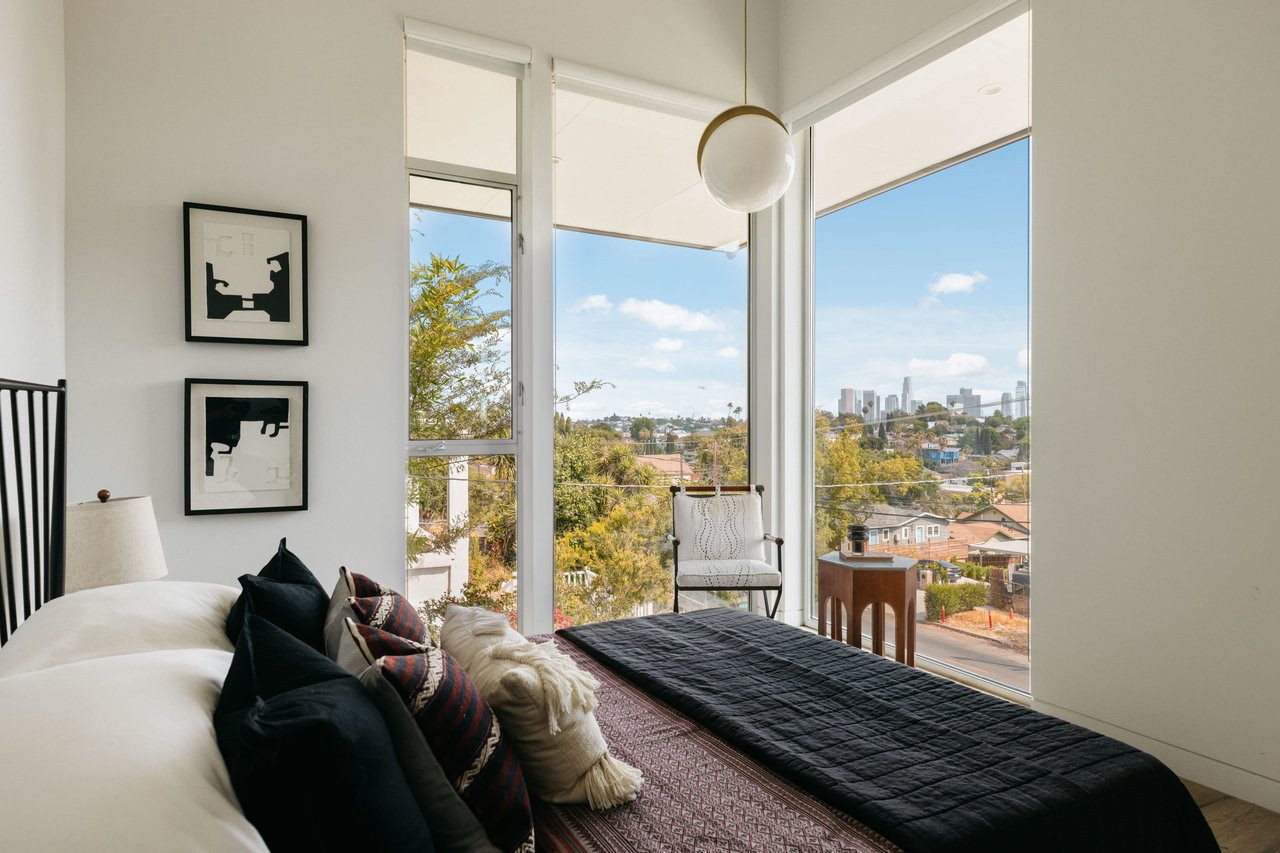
xmin=0 ymin=378 xmax=67 ymax=646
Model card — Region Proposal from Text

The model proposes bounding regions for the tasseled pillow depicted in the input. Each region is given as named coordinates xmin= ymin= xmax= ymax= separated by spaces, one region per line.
xmin=441 ymin=605 xmax=643 ymax=809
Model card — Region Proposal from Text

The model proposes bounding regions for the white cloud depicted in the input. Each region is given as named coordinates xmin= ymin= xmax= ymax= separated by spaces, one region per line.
xmin=715 ymin=346 xmax=740 ymax=358
xmin=632 ymin=356 xmax=677 ymax=373
xmin=1017 ymin=348 xmax=1030 ymax=368
xmin=920 ymin=272 xmax=988 ymax=307
xmin=652 ymin=337 xmax=684 ymax=352
xmin=618 ymin=298 xmax=724 ymax=333
xmin=907 ymin=352 xmax=992 ymax=379
xmin=568 ymin=294 xmax=613 ymax=314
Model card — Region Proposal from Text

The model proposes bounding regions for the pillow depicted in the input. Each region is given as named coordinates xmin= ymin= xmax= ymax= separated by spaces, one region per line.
xmin=233 ymin=573 xmax=329 ymax=652
xmin=0 ymin=581 xmax=238 ymax=679
xmin=441 ymin=605 xmax=643 ymax=809
xmin=378 ymin=647 xmax=535 ymax=853
xmin=215 ymin=616 xmax=435 ymax=853
xmin=225 ymin=538 xmax=325 ymax=645
xmin=323 ymin=567 xmax=421 ymax=661
xmin=349 ymin=593 xmax=430 ymax=643
xmin=331 ymin=619 xmax=498 ymax=853
xmin=0 ymin=648 xmax=268 ymax=851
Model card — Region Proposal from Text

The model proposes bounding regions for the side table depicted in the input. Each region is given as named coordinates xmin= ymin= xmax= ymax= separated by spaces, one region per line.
xmin=817 ymin=551 xmax=918 ymax=665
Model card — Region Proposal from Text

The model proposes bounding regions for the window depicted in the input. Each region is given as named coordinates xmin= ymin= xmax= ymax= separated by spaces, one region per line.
xmin=551 ymin=76 xmax=749 ymax=626
xmin=405 ymin=36 xmax=524 ymax=626
xmin=810 ymin=13 xmax=1029 ymax=691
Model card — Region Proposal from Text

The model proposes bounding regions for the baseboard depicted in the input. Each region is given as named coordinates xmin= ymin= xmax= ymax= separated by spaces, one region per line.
xmin=1033 ymin=699 xmax=1280 ymax=813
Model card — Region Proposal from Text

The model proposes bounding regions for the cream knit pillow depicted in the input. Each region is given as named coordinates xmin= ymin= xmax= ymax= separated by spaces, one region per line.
xmin=440 ymin=605 xmax=642 ymax=809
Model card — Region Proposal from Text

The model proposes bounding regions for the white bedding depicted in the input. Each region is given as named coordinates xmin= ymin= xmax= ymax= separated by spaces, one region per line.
xmin=0 ymin=581 xmax=238 ymax=678
xmin=0 ymin=581 xmax=268 ymax=852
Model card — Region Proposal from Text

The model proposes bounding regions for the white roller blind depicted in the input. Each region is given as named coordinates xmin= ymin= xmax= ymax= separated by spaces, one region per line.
xmin=552 ymin=62 xmax=745 ymax=250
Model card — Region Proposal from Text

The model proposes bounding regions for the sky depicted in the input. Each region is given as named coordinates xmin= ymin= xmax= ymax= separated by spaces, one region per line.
xmin=410 ymin=136 xmax=1027 ymax=426
xmin=815 ymin=138 xmax=1030 ymax=416
xmin=412 ymin=203 xmax=749 ymax=423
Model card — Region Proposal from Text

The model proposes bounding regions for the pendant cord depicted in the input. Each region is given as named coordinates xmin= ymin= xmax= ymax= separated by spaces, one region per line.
xmin=742 ymin=0 xmax=748 ymax=105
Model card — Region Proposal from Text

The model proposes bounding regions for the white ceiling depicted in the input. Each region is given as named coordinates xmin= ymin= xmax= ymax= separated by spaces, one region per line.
xmin=813 ymin=13 xmax=1030 ymax=215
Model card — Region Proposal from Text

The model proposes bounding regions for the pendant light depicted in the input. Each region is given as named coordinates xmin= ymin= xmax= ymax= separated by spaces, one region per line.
xmin=697 ymin=0 xmax=795 ymax=213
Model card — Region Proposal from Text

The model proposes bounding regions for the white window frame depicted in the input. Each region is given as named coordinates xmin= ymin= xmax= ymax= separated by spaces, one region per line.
xmin=403 ymin=22 xmax=550 ymax=630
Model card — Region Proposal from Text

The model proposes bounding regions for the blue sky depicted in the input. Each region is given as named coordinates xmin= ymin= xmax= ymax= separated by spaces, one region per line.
xmin=411 ymin=136 xmax=1027 ymax=424
xmin=815 ymin=138 xmax=1030 ymax=415
xmin=412 ymin=207 xmax=749 ymax=422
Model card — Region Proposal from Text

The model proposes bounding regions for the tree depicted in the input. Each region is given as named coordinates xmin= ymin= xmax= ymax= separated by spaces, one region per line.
xmin=629 ymin=416 xmax=656 ymax=442
xmin=408 ymin=255 xmax=510 ymax=441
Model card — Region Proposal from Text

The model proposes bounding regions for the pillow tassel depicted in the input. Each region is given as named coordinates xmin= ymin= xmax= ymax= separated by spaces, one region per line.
xmin=487 ymin=641 xmax=600 ymax=733
xmin=582 ymin=751 xmax=644 ymax=811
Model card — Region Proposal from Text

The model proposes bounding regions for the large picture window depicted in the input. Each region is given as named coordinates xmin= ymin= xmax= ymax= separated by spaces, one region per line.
xmin=810 ymin=14 xmax=1030 ymax=691
xmin=405 ymin=40 xmax=522 ymax=626
xmin=551 ymin=81 xmax=749 ymax=626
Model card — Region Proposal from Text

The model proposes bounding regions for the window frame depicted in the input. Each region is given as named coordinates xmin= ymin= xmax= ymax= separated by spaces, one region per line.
xmin=403 ymin=37 xmax=529 ymax=621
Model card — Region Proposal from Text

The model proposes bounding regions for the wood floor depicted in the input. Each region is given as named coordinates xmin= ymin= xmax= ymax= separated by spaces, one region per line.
xmin=1183 ymin=780 xmax=1280 ymax=852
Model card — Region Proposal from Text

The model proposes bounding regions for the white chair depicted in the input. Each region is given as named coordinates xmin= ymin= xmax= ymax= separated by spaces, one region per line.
xmin=668 ymin=485 xmax=783 ymax=618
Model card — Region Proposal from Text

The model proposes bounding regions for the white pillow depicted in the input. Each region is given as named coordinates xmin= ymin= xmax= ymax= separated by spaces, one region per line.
xmin=440 ymin=605 xmax=643 ymax=809
xmin=0 ymin=647 xmax=269 ymax=852
xmin=0 ymin=581 xmax=238 ymax=679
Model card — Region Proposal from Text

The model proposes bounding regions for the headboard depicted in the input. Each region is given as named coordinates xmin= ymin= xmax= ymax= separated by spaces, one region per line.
xmin=0 ymin=378 xmax=67 ymax=645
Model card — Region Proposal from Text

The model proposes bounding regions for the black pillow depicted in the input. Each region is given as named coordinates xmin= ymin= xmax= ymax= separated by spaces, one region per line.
xmin=234 ymin=574 xmax=329 ymax=653
xmin=225 ymin=538 xmax=326 ymax=646
xmin=215 ymin=616 xmax=436 ymax=853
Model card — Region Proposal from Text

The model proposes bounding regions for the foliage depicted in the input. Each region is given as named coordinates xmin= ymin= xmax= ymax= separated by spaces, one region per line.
xmin=924 ymin=583 xmax=990 ymax=621
xmin=416 ymin=567 xmax=517 ymax=642
xmin=408 ymin=254 xmax=511 ymax=441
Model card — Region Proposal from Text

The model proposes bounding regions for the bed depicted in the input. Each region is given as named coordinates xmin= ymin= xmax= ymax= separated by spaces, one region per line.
xmin=0 ymin=376 xmax=1219 ymax=852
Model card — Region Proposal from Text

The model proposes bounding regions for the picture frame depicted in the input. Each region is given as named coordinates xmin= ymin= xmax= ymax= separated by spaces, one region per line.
xmin=185 ymin=379 xmax=308 ymax=515
xmin=184 ymin=202 xmax=308 ymax=345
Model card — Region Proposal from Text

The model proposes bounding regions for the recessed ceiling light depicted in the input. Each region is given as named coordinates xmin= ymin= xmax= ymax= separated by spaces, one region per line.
xmin=978 ymin=84 xmax=1004 ymax=96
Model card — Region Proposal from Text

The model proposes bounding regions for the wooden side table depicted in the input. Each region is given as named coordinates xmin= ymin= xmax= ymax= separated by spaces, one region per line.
xmin=817 ymin=551 xmax=918 ymax=665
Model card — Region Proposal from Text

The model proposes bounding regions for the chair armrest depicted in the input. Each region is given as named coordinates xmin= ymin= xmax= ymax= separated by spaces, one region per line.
xmin=764 ymin=533 xmax=784 ymax=545
xmin=667 ymin=534 xmax=681 ymax=546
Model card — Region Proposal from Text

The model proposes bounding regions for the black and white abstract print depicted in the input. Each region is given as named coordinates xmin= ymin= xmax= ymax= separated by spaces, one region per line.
xmin=202 ymin=222 xmax=291 ymax=323
xmin=204 ymin=396 xmax=291 ymax=492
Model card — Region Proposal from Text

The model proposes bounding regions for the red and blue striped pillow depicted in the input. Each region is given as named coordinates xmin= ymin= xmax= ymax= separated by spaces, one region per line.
xmin=348 ymin=594 xmax=429 ymax=644
xmin=380 ymin=648 xmax=535 ymax=853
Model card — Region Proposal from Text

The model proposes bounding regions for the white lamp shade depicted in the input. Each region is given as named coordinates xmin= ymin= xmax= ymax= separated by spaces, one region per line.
xmin=65 ymin=495 xmax=168 ymax=593
xmin=698 ymin=106 xmax=796 ymax=214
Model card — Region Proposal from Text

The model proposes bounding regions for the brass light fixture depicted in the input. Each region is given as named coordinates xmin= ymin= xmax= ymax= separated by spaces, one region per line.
xmin=697 ymin=0 xmax=796 ymax=213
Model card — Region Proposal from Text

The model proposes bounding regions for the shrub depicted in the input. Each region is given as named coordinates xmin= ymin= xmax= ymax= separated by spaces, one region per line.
xmin=925 ymin=582 xmax=990 ymax=621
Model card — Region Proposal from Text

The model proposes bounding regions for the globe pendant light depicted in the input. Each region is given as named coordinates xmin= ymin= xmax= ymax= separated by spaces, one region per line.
xmin=697 ymin=0 xmax=795 ymax=213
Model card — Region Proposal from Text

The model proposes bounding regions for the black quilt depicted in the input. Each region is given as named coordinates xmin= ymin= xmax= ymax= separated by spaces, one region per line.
xmin=559 ymin=608 xmax=1218 ymax=853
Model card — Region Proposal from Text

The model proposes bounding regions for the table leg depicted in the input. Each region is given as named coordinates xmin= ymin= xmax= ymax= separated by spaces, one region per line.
xmin=871 ymin=603 xmax=885 ymax=656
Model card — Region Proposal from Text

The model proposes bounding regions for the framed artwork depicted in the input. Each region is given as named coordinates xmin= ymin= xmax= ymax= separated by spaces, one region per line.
xmin=184 ymin=202 xmax=308 ymax=345
xmin=185 ymin=379 xmax=308 ymax=515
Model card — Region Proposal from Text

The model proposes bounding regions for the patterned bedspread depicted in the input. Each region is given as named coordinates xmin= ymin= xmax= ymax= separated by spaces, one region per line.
xmin=556 ymin=608 xmax=1218 ymax=853
xmin=532 ymin=634 xmax=899 ymax=853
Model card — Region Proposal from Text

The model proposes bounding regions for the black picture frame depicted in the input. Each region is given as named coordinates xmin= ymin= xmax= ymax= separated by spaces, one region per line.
xmin=185 ymin=379 xmax=308 ymax=516
xmin=184 ymin=202 xmax=308 ymax=345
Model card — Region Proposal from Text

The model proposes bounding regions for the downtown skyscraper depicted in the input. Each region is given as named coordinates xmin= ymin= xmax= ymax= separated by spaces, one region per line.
xmin=902 ymin=376 xmax=913 ymax=415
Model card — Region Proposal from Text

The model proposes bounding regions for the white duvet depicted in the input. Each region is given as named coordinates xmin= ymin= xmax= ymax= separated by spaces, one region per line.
xmin=0 ymin=582 xmax=269 ymax=852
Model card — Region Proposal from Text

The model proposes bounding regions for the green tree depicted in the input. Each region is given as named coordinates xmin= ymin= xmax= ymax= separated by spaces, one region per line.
xmin=408 ymin=255 xmax=510 ymax=441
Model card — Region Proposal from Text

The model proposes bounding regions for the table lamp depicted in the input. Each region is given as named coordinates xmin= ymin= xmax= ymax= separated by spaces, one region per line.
xmin=65 ymin=490 xmax=168 ymax=593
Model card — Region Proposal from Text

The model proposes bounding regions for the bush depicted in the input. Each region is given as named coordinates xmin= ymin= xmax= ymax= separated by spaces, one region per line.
xmin=925 ymin=582 xmax=990 ymax=621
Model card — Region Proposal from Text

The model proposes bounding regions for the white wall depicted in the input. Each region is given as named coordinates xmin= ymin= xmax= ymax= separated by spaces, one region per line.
xmin=63 ymin=0 xmax=775 ymax=594
xmin=1031 ymin=0 xmax=1280 ymax=810
xmin=779 ymin=0 xmax=1280 ymax=810
xmin=0 ymin=0 xmax=65 ymax=383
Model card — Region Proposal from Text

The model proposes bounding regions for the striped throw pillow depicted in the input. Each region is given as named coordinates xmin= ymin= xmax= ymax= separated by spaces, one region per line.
xmin=348 ymin=594 xmax=429 ymax=644
xmin=380 ymin=648 xmax=535 ymax=853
